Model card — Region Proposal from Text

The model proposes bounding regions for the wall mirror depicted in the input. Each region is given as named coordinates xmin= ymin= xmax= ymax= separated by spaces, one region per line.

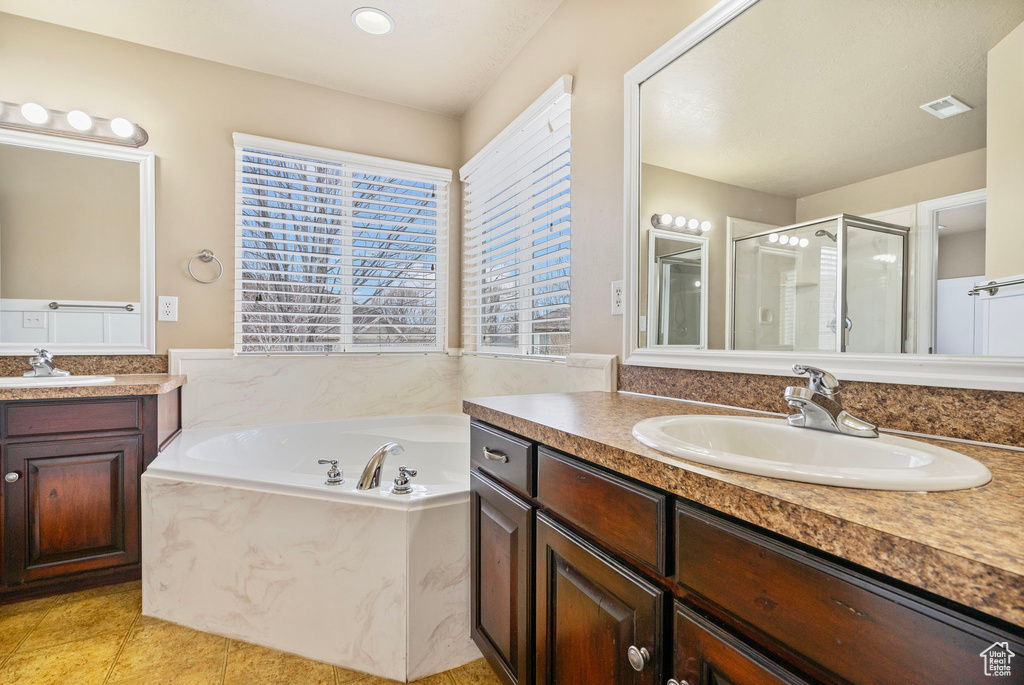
xmin=0 ymin=129 xmax=154 ymax=354
xmin=626 ymin=0 xmax=1024 ymax=389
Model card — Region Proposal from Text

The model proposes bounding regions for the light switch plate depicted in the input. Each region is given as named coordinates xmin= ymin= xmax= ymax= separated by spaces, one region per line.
xmin=23 ymin=311 xmax=46 ymax=329
xmin=158 ymin=296 xmax=178 ymax=322
xmin=611 ymin=280 xmax=624 ymax=315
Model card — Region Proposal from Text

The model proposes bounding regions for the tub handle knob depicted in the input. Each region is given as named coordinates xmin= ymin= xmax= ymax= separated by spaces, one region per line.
xmin=392 ymin=465 xmax=418 ymax=495
xmin=318 ymin=459 xmax=344 ymax=486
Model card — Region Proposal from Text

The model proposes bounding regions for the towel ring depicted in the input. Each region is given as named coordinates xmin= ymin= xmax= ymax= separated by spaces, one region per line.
xmin=188 ymin=249 xmax=223 ymax=284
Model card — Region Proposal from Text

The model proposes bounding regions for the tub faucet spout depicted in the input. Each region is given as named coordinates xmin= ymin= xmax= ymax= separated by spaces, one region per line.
xmin=356 ymin=441 xmax=404 ymax=490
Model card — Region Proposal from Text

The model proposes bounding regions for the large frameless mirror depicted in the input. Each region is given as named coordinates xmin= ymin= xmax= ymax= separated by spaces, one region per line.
xmin=626 ymin=0 xmax=1024 ymax=386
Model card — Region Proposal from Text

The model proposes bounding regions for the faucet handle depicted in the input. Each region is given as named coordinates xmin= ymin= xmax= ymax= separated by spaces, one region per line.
xmin=318 ymin=459 xmax=338 ymax=466
xmin=318 ymin=459 xmax=343 ymax=485
xmin=792 ymin=364 xmax=840 ymax=396
xmin=33 ymin=348 xmax=52 ymax=361
xmin=392 ymin=465 xmax=418 ymax=495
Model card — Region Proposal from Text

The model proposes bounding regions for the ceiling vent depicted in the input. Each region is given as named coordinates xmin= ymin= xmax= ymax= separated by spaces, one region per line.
xmin=920 ymin=96 xmax=972 ymax=119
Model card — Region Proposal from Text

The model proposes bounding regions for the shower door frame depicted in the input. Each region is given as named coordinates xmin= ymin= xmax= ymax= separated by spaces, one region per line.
xmin=728 ymin=214 xmax=910 ymax=353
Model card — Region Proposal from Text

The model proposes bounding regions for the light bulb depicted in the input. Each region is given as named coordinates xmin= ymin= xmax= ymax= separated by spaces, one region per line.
xmin=673 ymin=216 xmax=687 ymax=228
xmin=352 ymin=7 xmax=395 ymax=35
xmin=110 ymin=117 xmax=135 ymax=138
xmin=21 ymin=102 xmax=48 ymax=124
xmin=694 ymin=280 xmax=701 ymax=287
xmin=700 ymin=220 xmax=712 ymax=232
xmin=687 ymin=218 xmax=699 ymax=230
xmin=779 ymin=235 xmax=790 ymax=245
xmin=799 ymin=238 xmax=809 ymax=247
xmin=66 ymin=110 xmax=93 ymax=131
xmin=768 ymin=233 xmax=779 ymax=243
xmin=660 ymin=213 xmax=673 ymax=226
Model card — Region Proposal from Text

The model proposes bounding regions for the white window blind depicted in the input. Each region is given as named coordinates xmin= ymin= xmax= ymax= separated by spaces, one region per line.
xmin=460 ymin=76 xmax=572 ymax=359
xmin=233 ymin=133 xmax=451 ymax=354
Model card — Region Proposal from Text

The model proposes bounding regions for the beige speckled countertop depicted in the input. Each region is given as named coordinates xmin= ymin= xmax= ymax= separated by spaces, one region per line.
xmin=0 ymin=374 xmax=186 ymax=401
xmin=463 ymin=391 xmax=1024 ymax=627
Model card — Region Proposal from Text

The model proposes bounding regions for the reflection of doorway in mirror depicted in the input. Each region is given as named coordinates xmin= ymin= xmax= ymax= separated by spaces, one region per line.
xmin=934 ymin=200 xmax=986 ymax=355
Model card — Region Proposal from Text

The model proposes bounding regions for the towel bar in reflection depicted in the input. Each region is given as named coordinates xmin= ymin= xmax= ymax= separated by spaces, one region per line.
xmin=49 ymin=302 xmax=135 ymax=311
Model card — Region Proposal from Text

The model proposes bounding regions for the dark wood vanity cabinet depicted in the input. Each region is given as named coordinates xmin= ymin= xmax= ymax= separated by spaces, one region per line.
xmin=468 ymin=419 xmax=1024 ymax=685
xmin=0 ymin=390 xmax=181 ymax=602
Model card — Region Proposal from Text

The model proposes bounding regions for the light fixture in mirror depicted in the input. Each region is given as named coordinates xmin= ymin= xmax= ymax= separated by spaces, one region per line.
xmin=628 ymin=0 xmax=1024 ymax=378
xmin=0 ymin=128 xmax=155 ymax=354
xmin=0 ymin=100 xmax=148 ymax=147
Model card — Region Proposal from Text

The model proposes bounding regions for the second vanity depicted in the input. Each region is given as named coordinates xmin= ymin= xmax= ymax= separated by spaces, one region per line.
xmin=465 ymin=391 xmax=1024 ymax=685
xmin=0 ymin=373 xmax=185 ymax=603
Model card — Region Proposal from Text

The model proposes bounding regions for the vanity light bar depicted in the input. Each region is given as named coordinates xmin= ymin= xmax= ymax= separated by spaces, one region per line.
xmin=0 ymin=101 xmax=148 ymax=148
xmin=650 ymin=213 xmax=713 ymax=234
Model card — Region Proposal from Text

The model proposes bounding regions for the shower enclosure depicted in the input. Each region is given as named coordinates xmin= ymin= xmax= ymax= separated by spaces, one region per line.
xmin=731 ymin=214 xmax=908 ymax=353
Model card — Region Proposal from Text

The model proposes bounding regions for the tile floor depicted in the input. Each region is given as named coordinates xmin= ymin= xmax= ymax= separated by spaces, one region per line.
xmin=0 ymin=581 xmax=501 ymax=685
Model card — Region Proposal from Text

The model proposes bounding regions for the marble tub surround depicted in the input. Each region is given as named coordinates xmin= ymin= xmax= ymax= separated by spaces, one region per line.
xmin=618 ymin=365 xmax=1024 ymax=448
xmin=142 ymin=474 xmax=479 ymax=681
xmin=0 ymin=373 xmax=185 ymax=401
xmin=463 ymin=391 xmax=1024 ymax=626
xmin=0 ymin=353 xmax=168 ymax=377
xmin=459 ymin=353 xmax=616 ymax=399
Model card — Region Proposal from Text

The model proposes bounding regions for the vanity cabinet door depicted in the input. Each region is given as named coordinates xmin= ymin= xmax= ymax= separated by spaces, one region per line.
xmin=2 ymin=436 xmax=141 ymax=585
xmin=536 ymin=512 xmax=663 ymax=685
xmin=471 ymin=469 xmax=535 ymax=685
xmin=671 ymin=602 xmax=811 ymax=685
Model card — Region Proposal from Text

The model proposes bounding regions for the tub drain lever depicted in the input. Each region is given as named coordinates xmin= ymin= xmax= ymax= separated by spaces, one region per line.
xmin=392 ymin=465 xmax=418 ymax=495
xmin=318 ymin=459 xmax=344 ymax=486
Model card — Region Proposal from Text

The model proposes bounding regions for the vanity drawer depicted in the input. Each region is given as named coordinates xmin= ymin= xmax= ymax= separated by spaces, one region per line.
xmin=470 ymin=420 xmax=534 ymax=495
xmin=537 ymin=448 xmax=668 ymax=574
xmin=675 ymin=502 xmax=1022 ymax=685
xmin=4 ymin=398 xmax=143 ymax=438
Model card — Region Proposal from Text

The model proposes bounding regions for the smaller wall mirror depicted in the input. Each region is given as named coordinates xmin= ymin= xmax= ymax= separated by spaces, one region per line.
xmin=644 ymin=229 xmax=708 ymax=349
xmin=0 ymin=129 xmax=154 ymax=354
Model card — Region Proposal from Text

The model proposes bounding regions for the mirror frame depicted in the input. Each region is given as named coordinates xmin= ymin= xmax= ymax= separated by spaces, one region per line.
xmin=622 ymin=0 xmax=1023 ymax=392
xmin=0 ymin=127 xmax=155 ymax=355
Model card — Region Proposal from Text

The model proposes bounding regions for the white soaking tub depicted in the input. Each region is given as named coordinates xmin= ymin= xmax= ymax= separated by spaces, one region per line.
xmin=142 ymin=414 xmax=479 ymax=682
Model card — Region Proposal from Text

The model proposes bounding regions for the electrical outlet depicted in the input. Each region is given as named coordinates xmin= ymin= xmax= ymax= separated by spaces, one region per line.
xmin=611 ymin=280 xmax=624 ymax=315
xmin=23 ymin=311 xmax=46 ymax=329
xmin=158 ymin=296 xmax=178 ymax=322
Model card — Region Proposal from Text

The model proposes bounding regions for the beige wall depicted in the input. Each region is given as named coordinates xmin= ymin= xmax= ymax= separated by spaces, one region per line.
xmin=460 ymin=0 xmax=719 ymax=356
xmin=0 ymin=144 xmax=140 ymax=301
xmin=640 ymin=163 xmax=796 ymax=348
xmin=986 ymin=20 xmax=1024 ymax=281
xmin=0 ymin=13 xmax=461 ymax=353
xmin=938 ymin=231 xmax=986 ymax=280
xmin=794 ymin=148 xmax=987 ymax=222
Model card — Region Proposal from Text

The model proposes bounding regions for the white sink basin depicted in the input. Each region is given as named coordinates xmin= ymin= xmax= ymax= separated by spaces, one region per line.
xmin=0 ymin=375 xmax=116 ymax=388
xmin=632 ymin=415 xmax=991 ymax=491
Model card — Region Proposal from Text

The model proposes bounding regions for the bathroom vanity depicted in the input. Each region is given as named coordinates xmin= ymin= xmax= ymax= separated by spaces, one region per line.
xmin=0 ymin=376 xmax=184 ymax=603
xmin=466 ymin=392 xmax=1024 ymax=685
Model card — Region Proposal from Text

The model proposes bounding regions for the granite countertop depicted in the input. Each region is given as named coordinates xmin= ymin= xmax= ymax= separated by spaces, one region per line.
xmin=0 ymin=374 xmax=186 ymax=401
xmin=463 ymin=391 xmax=1024 ymax=627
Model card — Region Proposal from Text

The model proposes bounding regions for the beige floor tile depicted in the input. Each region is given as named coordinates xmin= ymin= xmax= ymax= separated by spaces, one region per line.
xmin=0 ymin=610 xmax=47 ymax=658
xmin=0 ymin=595 xmax=58 ymax=619
xmin=335 ymin=666 xmax=372 ymax=683
xmin=446 ymin=659 xmax=502 ymax=685
xmin=106 ymin=657 xmax=226 ymax=685
xmin=18 ymin=590 xmax=140 ymax=652
xmin=107 ymin=614 xmax=227 ymax=682
xmin=354 ymin=672 xmax=453 ymax=685
xmin=0 ymin=631 xmax=123 ymax=685
xmin=55 ymin=580 xmax=142 ymax=605
xmin=223 ymin=643 xmax=333 ymax=685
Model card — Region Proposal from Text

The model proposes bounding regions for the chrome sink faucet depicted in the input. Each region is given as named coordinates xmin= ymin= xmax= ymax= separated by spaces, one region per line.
xmin=356 ymin=441 xmax=404 ymax=490
xmin=24 ymin=348 xmax=70 ymax=378
xmin=784 ymin=364 xmax=878 ymax=438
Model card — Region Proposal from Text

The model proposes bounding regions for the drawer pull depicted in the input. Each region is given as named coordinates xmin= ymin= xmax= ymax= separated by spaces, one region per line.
xmin=4 ymin=472 xmax=19 ymax=483
xmin=482 ymin=447 xmax=509 ymax=463
xmin=627 ymin=645 xmax=650 ymax=672
xmin=667 ymin=680 xmax=688 ymax=685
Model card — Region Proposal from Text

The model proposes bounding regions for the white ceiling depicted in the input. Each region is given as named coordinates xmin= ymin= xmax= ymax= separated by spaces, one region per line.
xmin=938 ymin=201 xmax=986 ymax=236
xmin=0 ymin=0 xmax=564 ymax=116
xmin=641 ymin=0 xmax=1024 ymax=198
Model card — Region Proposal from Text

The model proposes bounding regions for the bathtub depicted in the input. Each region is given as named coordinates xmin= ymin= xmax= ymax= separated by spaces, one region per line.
xmin=141 ymin=414 xmax=479 ymax=682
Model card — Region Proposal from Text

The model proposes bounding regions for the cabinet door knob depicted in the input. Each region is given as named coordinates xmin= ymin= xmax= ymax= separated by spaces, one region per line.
xmin=4 ymin=472 xmax=19 ymax=483
xmin=627 ymin=645 xmax=650 ymax=672
xmin=482 ymin=447 xmax=508 ymax=463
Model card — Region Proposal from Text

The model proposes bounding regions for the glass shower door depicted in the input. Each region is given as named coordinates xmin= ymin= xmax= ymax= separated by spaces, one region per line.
xmin=845 ymin=224 xmax=905 ymax=353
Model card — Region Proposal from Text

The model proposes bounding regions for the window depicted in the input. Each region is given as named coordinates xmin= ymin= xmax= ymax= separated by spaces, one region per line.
xmin=460 ymin=76 xmax=572 ymax=358
xmin=233 ymin=133 xmax=451 ymax=354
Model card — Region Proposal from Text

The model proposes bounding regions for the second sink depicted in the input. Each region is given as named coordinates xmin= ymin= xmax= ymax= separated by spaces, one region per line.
xmin=632 ymin=415 xmax=992 ymax=491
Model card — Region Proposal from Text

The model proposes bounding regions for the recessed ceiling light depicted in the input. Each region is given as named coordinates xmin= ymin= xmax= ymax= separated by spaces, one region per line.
xmin=352 ymin=7 xmax=394 ymax=35
xmin=920 ymin=95 xmax=972 ymax=120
